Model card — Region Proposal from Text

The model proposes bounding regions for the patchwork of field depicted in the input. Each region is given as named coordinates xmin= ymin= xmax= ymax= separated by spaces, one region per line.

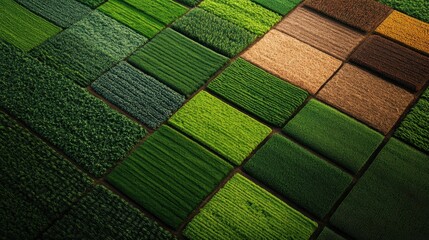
xmin=1 ymin=0 xmax=428 ymax=239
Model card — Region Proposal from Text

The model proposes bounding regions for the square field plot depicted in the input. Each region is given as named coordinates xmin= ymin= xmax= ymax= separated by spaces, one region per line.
xmin=98 ymin=0 xmax=187 ymax=38
xmin=107 ymin=126 xmax=232 ymax=229
xmin=283 ymin=99 xmax=383 ymax=173
xmin=318 ymin=64 xmax=414 ymax=134
xmin=31 ymin=11 xmax=147 ymax=87
xmin=242 ymin=29 xmax=342 ymax=94
xmin=244 ymin=134 xmax=352 ymax=219
xmin=169 ymin=91 xmax=271 ymax=165
xmin=303 ymin=0 xmax=391 ymax=32
xmin=208 ymin=58 xmax=308 ymax=127
xmin=172 ymin=8 xmax=257 ymax=57
xmin=184 ymin=174 xmax=317 ymax=239
xmin=199 ymin=0 xmax=281 ymax=36
xmin=92 ymin=62 xmax=185 ymax=129
xmin=330 ymin=138 xmax=429 ymax=240
xmin=0 ymin=0 xmax=61 ymax=52
xmin=276 ymin=7 xmax=365 ymax=60
xmin=129 ymin=29 xmax=228 ymax=97
xmin=350 ymin=35 xmax=429 ymax=92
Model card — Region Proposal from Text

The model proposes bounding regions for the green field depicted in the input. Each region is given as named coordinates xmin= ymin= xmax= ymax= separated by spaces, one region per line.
xmin=129 ymin=29 xmax=228 ymax=96
xmin=378 ymin=0 xmax=429 ymax=23
xmin=0 ymin=40 xmax=146 ymax=177
xmin=0 ymin=112 xmax=91 ymax=239
xmin=244 ymin=134 xmax=352 ymax=218
xmin=107 ymin=126 xmax=232 ymax=229
xmin=15 ymin=0 xmax=92 ymax=28
xmin=251 ymin=0 xmax=301 ymax=15
xmin=283 ymin=100 xmax=383 ymax=173
xmin=317 ymin=228 xmax=346 ymax=240
xmin=172 ymin=8 xmax=256 ymax=57
xmin=176 ymin=0 xmax=201 ymax=7
xmin=31 ymin=11 xmax=146 ymax=87
xmin=330 ymin=138 xmax=429 ymax=239
xmin=208 ymin=58 xmax=308 ymax=126
xmin=44 ymin=186 xmax=175 ymax=240
xmin=169 ymin=91 xmax=271 ymax=165
xmin=0 ymin=0 xmax=61 ymax=51
xmin=395 ymin=89 xmax=429 ymax=153
xmin=77 ymin=0 xmax=105 ymax=8
xmin=184 ymin=174 xmax=317 ymax=239
xmin=199 ymin=0 xmax=281 ymax=36
xmin=98 ymin=0 xmax=187 ymax=38
xmin=92 ymin=62 xmax=185 ymax=129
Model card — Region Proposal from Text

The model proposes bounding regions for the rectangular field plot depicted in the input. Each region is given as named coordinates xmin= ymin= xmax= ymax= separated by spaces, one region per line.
xmin=129 ymin=29 xmax=228 ymax=97
xmin=172 ymin=8 xmax=257 ymax=57
xmin=99 ymin=0 xmax=187 ymax=38
xmin=31 ymin=11 xmax=147 ymax=87
xmin=208 ymin=58 xmax=308 ymax=126
xmin=169 ymin=91 xmax=271 ymax=165
xmin=184 ymin=174 xmax=317 ymax=239
xmin=283 ymin=100 xmax=383 ymax=173
xmin=44 ymin=186 xmax=175 ymax=240
xmin=251 ymin=0 xmax=301 ymax=15
xmin=0 ymin=112 xmax=91 ymax=240
xmin=244 ymin=134 xmax=352 ymax=218
xmin=0 ymin=0 xmax=61 ymax=51
xmin=92 ymin=62 xmax=185 ymax=129
xmin=199 ymin=0 xmax=281 ymax=36
xmin=107 ymin=126 xmax=232 ymax=229
xmin=0 ymin=40 xmax=146 ymax=177
xmin=15 ymin=0 xmax=92 ymax=28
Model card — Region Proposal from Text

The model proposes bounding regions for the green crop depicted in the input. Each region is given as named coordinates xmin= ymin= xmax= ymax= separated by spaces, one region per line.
xmin=76 ymin=0 xmax=105 ymax=8
xmin=0 ymin=40 xmax=146 ymax=177
xmin=0 ymin=0 xmax=61 ymax=51
xmin=199 ymin=0 xmax=281 ymax=36
xmin=0 ymin=112 xmax=91 ymax=239
xmin=107 ymin=126 xmax=232 ymax=229
xmin=184 ymin=174 xmax=317 ymax=239
xmin=244 ymin=134 xmax=352 ymax=218
xmin=44 ymin=186 xmax=176 ymax=240
xmin=378 ymin=0 xmax=429 ymax=23
xmin=172 ymin=8 xmax=256 ymax=57
xmin=283 ymin=99 xmax=383 ymax=173
xmin=129 ymin=29 xmax=228 ymax=97
xmin=208 ymin=58 xmax=308 ymax=126
xmin=176 ymin=0 xmax=201 ymax=7
xmin=169 ymin=91 xmax=271 ymax=165
xmin=31 ymin=11 xmax=146 ymax=87
xmin=92 ymin=62 xmax=185 ymax=129
xmin=251 ymin=0 xmax=301 ymax=15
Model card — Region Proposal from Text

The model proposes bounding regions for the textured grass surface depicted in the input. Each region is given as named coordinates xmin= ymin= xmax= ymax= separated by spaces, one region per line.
xmin=395 ymin=89 xmax=429 ymax=153
xmin=184 ymin=174 xmax=317 ymax=239
xmin=92 ymin=62 xmax=184 ymax=129
xmin=108 ymin=126 xmax=232 ymax=229
xmin=208 ymin=58 xmax=308 ymax=126
xmin=15 ymin=0 xmax=92 ymax=28
xmin=330 ymin=138 xmax=429 ymax=240
xmin=199 ymin=0 xmax=281 ymax=36
xmin=172 ymin=8 xmax=256 ymax=57
xmin=176 ymin=0 xmax=200 ymax=7
xmin=76 ymin=0 xmax=105 ymax=8
xmin=0 ymin=0 xmax=61 ymax=51
xmin=0 ymin=41 xmax=147 ymax=177
xmin=129 ymin=29 xmax=228 ymax=96
xmin=44 ymin=186 xmax=176 ymax=240
xmin=283 ymin=100 xmax=383 ymax=173
xmin=31 ymin=11 xmax=146 ymax=87
xmin=169 ymin=91 xmax=271 ymax=165
xmin=378 ymin=0 xmax=429 ymax=23
xmin=244 ymin=134 xmax=352 ymax=218
xmin=251 ymin=0 xmax=300 ymax=15
xmin=98 ymin=0 xmax=187 ymax=38
xmin=0 ymin=112 xmax=91 ymax=240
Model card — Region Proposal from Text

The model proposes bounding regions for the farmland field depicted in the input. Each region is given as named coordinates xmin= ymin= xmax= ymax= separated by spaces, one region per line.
xmin=76 ymin=0 xmax=105 ymax=8
xmin=107 ymin=126 xmax=232 ymax=228
xmin=184 ymin=174 xmax=317 ymax=239
xmin=251 ymin=0 xmax=301 ymax=15
xmin=208 ymin=58 xmax=308 ymax=126
xmin=129 ymin=28 xmax=228 ymax=96
xmin=92 ymin=62 xmax=185 ymax=129
xmin=176 ymin=0 xmax=200 ymax=7
xmin=378 ymin=0 xmax=429 ymax=23
xmin=169 ymin=91 xmax=271 ymax=165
